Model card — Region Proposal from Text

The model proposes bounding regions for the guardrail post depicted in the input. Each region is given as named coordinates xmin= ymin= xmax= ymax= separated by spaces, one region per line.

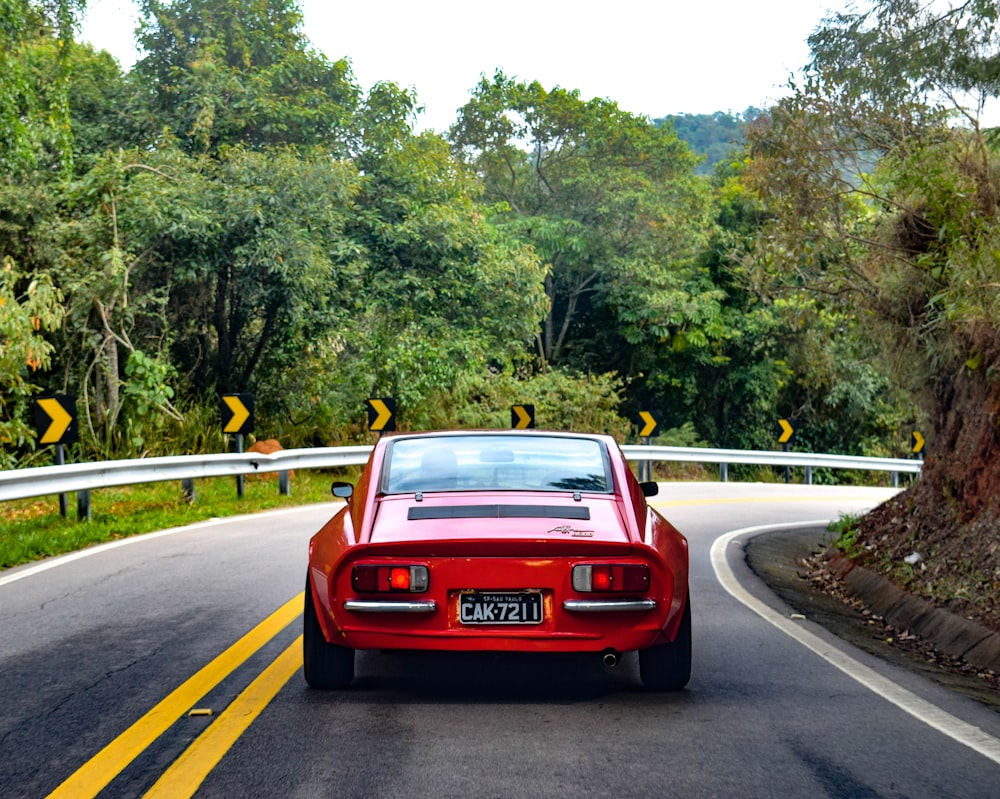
xmin=805 ymin=466 xmax=813 ymax=485
xmin=892 ymin=471 xmax=899 ymax=488
xmin=77 ymin=489 xmax=91 ymax=521
xmin=719 ymin=463 xmax=728 ymax=482
xmin=278 ymin=471 xmax=290 ymax=496
xmin=182 ymin=478 xmax=196 ymax=503
xmin=234 ymin=433 xmax=245 ymax=498
xmin=55 ymin=444 xmax=68 ymax=518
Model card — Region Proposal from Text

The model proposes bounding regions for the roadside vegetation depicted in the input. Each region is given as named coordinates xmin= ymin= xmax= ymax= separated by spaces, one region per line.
xmin=1 ymin=0 xmax=921 ymax=474
xmin=0 ymin=469 xmax=348 ymax=569
xmin=3 ymin=0 xmax=1000 ymax=627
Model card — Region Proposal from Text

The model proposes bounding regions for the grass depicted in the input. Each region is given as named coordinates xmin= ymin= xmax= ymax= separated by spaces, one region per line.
xmin=0 ymin=468 xmax=357 ymax=571
xmin=829 ymin=512 xmax=865 ymax=559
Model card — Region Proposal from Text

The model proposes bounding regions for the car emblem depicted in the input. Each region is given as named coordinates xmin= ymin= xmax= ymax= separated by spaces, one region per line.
xmin=548 ymin=525 xmax=594 ymax=537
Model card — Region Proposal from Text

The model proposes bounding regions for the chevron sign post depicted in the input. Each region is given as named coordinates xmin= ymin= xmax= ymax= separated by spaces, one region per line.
xmin=32 ymin=395 xmax=79 ymax=518
xmin=366 ymin=398 xmax=396 ymax=433
xmin=777 ymin=418 xmax=798 ymax=483
xmin=221 ymin=394 xmax=254 ymax=498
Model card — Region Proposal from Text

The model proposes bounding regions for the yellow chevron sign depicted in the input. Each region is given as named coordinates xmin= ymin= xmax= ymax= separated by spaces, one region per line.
xmin=638 ymin=411 xmax=658 ymax=438
xmin=777 ymin=418 xmax=796 ymax=444
xmin=911 ymin=431 xmax=925 ymax=454
xmin=511 ymin=404 xmax=535 ymax=429
xmin=222 ymin=394 xmax=254 ymax=434
xmin=35 ymin=396 xmax=76 ymax=444
xmin=366 ymin=398 xmax=396 ymax=432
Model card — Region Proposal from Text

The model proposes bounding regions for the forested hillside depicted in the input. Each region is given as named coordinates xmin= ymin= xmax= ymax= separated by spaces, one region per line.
xmin=657 ymin=110 xmax=760 ymax=175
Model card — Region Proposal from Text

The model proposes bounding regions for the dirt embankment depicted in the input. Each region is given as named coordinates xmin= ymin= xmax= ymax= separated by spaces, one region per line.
xmin=855 ymin=486 xmax=1000 ymax=634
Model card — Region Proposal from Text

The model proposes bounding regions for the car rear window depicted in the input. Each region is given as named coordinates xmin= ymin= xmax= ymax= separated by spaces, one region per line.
xmin=383 ymin=435 xmax=612 ymax=494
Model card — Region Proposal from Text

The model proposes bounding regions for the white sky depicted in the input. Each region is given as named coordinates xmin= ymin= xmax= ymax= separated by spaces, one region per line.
xmin=80 ymin=0 xmax=841 ymax=132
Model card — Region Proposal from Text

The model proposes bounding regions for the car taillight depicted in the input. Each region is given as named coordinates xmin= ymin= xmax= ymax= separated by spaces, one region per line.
xmin=352 ymin=565 xmax=429 ymax=593
xmin=572 ymin=564 xmax=649 ymax=593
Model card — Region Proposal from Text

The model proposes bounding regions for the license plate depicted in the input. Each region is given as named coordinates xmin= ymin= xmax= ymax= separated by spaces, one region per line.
xmin=459 ymin=592 xmax=543 ymax=625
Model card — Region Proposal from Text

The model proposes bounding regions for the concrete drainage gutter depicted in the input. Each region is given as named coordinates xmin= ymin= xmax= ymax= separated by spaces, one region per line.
xmin=827 ymin=551 xmax=1000 ymax=673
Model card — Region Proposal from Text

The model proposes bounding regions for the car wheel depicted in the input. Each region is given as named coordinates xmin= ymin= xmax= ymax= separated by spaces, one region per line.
xmin=303 ymin=577 xmax=355 ymax=689
xmin=639 ymin=592 xmax=691 ymax=691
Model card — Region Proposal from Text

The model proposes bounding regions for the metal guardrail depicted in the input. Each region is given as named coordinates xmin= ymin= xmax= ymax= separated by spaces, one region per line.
xmin=0 ymin=444 xmax=922 ymax=504
xmin=624 ymin=445 xmax=922 ymax=486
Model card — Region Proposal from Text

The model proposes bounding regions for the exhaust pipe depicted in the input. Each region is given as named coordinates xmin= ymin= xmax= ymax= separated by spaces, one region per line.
xmin=602 ymin=650 xmax=620 ymax=667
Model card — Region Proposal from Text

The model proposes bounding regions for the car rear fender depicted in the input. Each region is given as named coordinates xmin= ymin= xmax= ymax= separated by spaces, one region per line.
xmin=635 ymin=512 xmax=689 ymax=643
xmin=308 ymin=566 xmax=344 ymax=644
xmin=309 ymin=506 xmax=362 ymax=644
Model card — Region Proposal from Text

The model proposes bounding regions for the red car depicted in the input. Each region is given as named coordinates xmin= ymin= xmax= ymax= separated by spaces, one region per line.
xmin=304 ymin=430 xmax=690 ymax=690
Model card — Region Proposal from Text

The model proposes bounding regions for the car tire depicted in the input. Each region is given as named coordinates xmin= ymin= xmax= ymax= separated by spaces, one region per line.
xmin=639 ymin=592 xmax=691 ymax=691
xmin=303 ymin=577 xmax=355 ymax=689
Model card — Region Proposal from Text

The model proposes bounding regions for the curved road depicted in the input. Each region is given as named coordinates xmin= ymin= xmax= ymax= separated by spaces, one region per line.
xmin=2 ymin=483 xmax=1000 ymax=798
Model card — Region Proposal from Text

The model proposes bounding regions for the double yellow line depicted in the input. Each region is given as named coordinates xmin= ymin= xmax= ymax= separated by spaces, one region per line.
xmin=47 ymin=593 xmax=304 ymax=799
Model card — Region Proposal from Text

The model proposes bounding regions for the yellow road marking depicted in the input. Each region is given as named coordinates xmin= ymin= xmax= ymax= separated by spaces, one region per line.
xmin=143 ymin=637 xmax=303 ymax=798
xmin=46 ymin=593 xmax=303 ymax=799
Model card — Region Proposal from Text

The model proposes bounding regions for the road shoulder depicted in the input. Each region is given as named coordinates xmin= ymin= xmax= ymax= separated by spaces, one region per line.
xmin=745 ymin=526 xmax=1000 ymax=711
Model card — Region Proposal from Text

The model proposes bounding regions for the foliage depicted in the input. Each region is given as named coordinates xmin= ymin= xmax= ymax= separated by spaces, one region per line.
xmin=743 ymin=0 xmax=1000 ymax=593
xmin=0 ymin=0 xmax=943 ymax=477
xmin=426 ymin=367 xmax=632 ymax=441
xmin=58 ymin=143 xmax=363 ymax=439
xmin=744 ymin=0 xmax=1000 ymax=417
xmin=450 ymin=71 xmax=717 ymax=378
xmin=641 ymin=140 xmax=920 ymax=459
xmin=269 ymin=131 xmax=549 ymax=444
xmin=829 ymin=513 xmax=865 ymax=559
xmin=0 ymin=0 xmax=85 ymax=175
xmin=0 ymin=258 xmax=64 ymax=468
xmin=133 ymin=0 xmax=358 ymax=154
xmin=31 ymin=40 xmax=130 ymax=173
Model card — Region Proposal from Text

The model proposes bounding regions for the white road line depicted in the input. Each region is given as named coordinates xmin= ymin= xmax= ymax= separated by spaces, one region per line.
xmin=0 ymin=503 xmax=339 ymax=590
xmin=711 ymin=522 xmax=1000 ymax=766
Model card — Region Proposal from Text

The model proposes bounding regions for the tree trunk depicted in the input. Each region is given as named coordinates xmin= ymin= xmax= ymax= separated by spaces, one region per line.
xmin=541 ymin=273 xmax=554 ymax=364
xmin=103 ymin=335 xmax=119 ymax=431
xmin=215 ymin=262 xmax=233 ymax=392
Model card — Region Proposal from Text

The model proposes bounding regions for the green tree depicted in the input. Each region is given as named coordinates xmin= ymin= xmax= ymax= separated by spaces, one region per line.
xmin=68 ymin=143 xmax=362 ymax=391
xmin=678 ymin=156 xmax=915 ymax=459
xmin=0 ymin=167 xmax=71 ymax=466
xmin=133 ymin=0 xmax=358 ymax=154
xmin=51 ymin=147 xmax=189 ymax=451
xmin=298 ymin=130 xmax=549 ymax=437
xmin=660 ymin=110 xmax=760 ymax=175
xmin=1 ymin=0 xmax=85 ymax=174
xmin=29 ymin=39 xmax=130 ymax=172
xmin=450 ymin=72 xmax=717 ymax=383
xmin=744 ymin=1 xmax=1000 ymax=585
xmin=56 ymin=0 xmax=370 ymax=446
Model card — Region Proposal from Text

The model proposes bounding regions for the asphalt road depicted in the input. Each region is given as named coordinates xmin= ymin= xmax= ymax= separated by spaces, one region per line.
xmin=3 ymin=483 xmax=1000 ymax=798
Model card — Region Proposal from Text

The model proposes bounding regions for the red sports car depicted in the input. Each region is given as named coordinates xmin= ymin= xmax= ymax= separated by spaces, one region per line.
xmin=304 ymin=430 xmax=690 ymax=690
